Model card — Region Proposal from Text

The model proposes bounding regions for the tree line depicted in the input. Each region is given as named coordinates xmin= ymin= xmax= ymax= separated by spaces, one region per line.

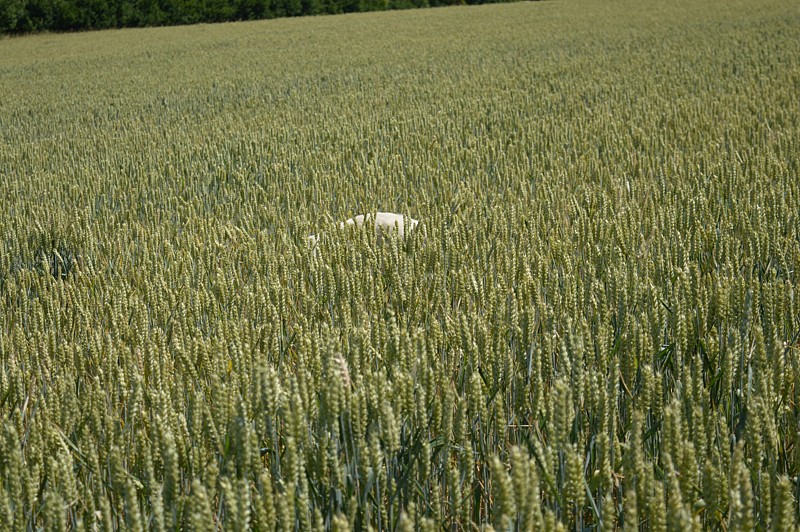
xmin=0 ymin=0 xmax=511 ymax=34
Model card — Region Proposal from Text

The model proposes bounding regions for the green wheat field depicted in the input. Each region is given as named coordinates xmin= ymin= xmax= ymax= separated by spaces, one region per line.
xmin=1 ymin=0 xmax=799 ymax=529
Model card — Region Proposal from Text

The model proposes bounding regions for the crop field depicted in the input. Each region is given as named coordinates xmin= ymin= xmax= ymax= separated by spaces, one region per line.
xmin=1 ymin=0 xmax=799 ymax=529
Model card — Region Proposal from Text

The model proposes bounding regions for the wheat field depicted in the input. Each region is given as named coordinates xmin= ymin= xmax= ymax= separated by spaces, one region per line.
xmin=1 ymin=0 xmax=799 ymax=529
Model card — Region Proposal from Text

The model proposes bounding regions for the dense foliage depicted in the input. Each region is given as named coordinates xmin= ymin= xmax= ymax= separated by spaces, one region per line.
xmin=1 ymin=0 xmax=799 ymax=529
xmin=0 ymin=0 xmax=513 ymax=34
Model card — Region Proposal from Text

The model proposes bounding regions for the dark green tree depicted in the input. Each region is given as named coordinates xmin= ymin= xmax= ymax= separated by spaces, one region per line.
xmin=0 ymin=0 xmax=26 ymax=32
xmin=204 ymin=0 xmax=236 ymax=22
xmin=115 ymin=0 xmax=138 ymax=25
xmin=79 ymin=0 xmax=118 ymax=29
xmin=0 ymin=0 xmax=526 ymax=34
xmin=300 ymin=0 xmax=320 ymax=16
xmin=358 ymin=0 xmax=387 ymax=11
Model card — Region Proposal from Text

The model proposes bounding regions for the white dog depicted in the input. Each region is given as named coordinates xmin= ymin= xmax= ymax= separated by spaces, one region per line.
xmin=308 ymin=212 xmax=419 ymax=250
